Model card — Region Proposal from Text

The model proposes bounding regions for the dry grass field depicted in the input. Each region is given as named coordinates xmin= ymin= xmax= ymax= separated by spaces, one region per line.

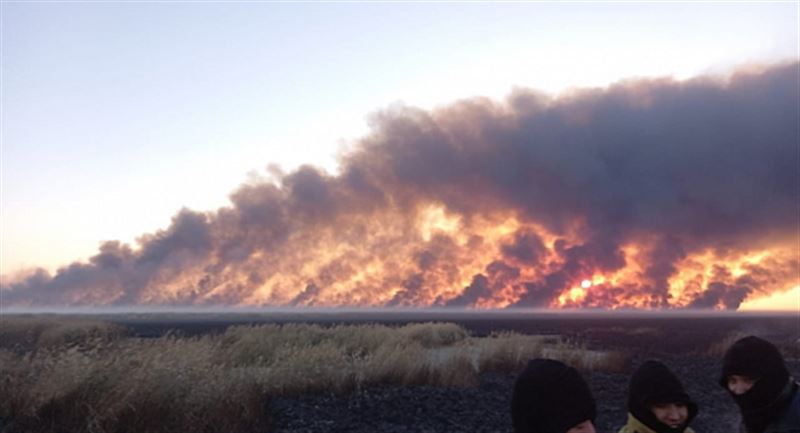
xmin=0 ymin=315 xmax=627 ymax=433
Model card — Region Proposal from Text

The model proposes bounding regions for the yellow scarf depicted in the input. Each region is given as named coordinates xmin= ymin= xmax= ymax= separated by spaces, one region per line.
xmin=617 ymin=413 xmax=697 ymax=433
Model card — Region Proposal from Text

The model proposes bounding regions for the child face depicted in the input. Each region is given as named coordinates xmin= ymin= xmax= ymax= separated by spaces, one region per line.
xmin=650 ymin=403 xmax=688 ymax=428
xmin=727 ymin=374 xmax=757 ymax=395
xmin=566 ymin=420 xmax=596 ymax=433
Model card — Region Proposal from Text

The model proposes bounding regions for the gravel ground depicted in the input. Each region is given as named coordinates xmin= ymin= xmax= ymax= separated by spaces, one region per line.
xmin=271 ymin=356 xmax=800 ymax=433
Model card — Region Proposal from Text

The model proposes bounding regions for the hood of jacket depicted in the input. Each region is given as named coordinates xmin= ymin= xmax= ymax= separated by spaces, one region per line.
xmin=627 ymin=360 xmax=698 ymax=433
xmin=511 ymin=358 xmax=596 ymax=433
xmin=720 ymin=336 xmax=792 ymax=433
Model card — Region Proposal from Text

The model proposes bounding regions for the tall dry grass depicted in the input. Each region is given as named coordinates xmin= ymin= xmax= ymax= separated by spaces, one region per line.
xmin=0 ymin=316 xmax=625 ymax=433
xmin=0 ymin=315 xmax=128 ymax=353
xmin=1 ymin=319 xmax=270 ymax=433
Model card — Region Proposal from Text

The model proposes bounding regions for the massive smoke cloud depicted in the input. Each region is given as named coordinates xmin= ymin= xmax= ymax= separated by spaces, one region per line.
xmin=3 ymin=62 xmax=798 ymax=309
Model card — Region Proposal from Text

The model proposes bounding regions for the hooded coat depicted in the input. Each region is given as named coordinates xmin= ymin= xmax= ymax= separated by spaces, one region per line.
xmin=720 ymin=336 xmax=800 ymax=433
xmin=511 ymin=358 xmax=596 ymax=433
xmin=617 ymin=360 xmax=698 ymax=433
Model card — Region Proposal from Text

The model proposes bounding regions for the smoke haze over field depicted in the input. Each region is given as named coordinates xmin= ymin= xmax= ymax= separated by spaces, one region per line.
xmin=3 ymin=62 xmax=799 ymax=310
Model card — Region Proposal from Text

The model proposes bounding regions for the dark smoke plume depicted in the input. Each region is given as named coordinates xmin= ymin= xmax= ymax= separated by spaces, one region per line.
xmin=3 ymin=61 xmax=798 ymax=309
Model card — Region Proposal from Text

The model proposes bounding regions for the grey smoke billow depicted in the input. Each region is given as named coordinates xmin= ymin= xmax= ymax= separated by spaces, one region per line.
xmin=3 ymin=62 xmax=798 ymax=309
xmin=347 ymin=63 xmax=797 ymax=246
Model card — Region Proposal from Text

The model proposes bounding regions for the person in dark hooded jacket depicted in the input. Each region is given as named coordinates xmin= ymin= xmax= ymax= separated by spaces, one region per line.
xmin=720 ymin=336 xmax=800 ymax=433
xmin=618 ymin=360 xmax=698 ymax=433
xmin=511 ymin=358 xmax=597 ymax=433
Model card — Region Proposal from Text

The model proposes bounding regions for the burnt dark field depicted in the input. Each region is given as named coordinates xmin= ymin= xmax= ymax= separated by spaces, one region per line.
xmin=1 ymin=311 xmax=798 ymax=433
xmin=107 ymin=309 xmax=798 ymax=354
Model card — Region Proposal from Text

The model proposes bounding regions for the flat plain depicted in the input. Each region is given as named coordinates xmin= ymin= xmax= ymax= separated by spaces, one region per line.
xmin=1 ymin=310 xmax=797 ymax=433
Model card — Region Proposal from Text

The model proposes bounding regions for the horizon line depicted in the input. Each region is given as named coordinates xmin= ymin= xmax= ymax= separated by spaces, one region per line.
xmin=1 ymin=305 xmax=797 ymax=317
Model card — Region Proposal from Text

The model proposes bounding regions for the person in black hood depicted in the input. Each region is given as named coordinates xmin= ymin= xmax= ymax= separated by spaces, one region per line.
xmin=720 ymin=336 xmax=800 ymax=433
xmin=618 ymin=360 xmax=698 ymax=433
xmin=511 ymin=358 xmax=597 ymax=433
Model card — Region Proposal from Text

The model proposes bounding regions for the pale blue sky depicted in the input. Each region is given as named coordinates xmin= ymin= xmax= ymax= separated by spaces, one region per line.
xmin=2 ymin=2 xmax=798 ymax=274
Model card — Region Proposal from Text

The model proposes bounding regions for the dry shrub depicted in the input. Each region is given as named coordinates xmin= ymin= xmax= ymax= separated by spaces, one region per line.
xmin=398 ymin=322 xmax=470 ymax=348
xmin=0 ymin=327 xmax=271 ymax=433
xmin=218 ymin=323 xmax=397 ymax=368
xmin=540 ymin=340 xmax=630 ymax=372
xmin=360 ymin=339 xmax=429 ymax=386
xmin=0 ymin=315 xmax=127 ymax=353
xmin=258 ymin=339 xmax=355 ymax=394
xmin=217 ymin=322 xmax=475 ymax=392
xmin=421 ymin=347 xmax=479 ymax=387
xmin=475 ymin=332 xmax=552 ymax=372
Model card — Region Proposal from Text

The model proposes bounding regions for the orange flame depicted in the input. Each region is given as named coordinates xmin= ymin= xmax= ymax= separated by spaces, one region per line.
xmin=85 ymin=202 xmax=794 ymax=310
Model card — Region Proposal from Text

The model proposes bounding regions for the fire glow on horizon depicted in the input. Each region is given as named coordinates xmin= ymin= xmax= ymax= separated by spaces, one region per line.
xmin=2 ymin=62 xmax=799 ymax=310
